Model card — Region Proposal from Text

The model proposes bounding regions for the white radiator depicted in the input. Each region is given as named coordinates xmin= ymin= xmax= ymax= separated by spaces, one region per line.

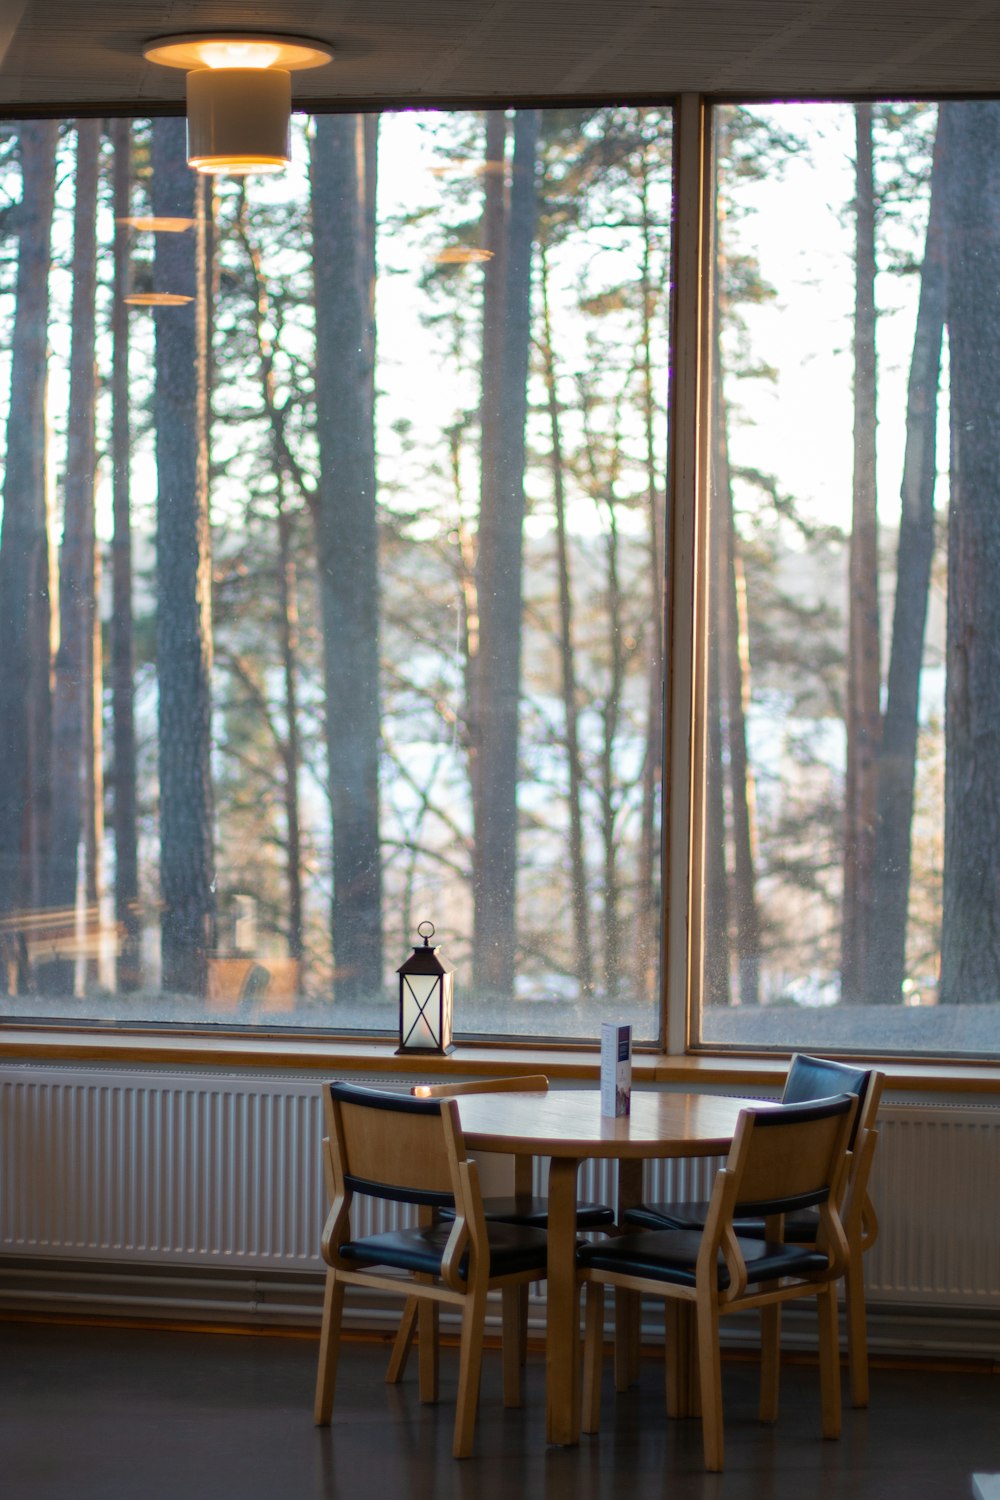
xmin=863 ymin=1106 xmax=1000 ymax=1307
xmin=1 ymin=1068 xmax=998 ymax=1313
xmin=1 ymin=1068 xmax=329 ymax=1267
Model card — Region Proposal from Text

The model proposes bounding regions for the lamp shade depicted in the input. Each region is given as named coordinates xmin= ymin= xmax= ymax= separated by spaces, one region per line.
xmin=143 ymin=33 xmax=333 ymax=176
xmin=187 ymin=67 xmax=291 ymax=174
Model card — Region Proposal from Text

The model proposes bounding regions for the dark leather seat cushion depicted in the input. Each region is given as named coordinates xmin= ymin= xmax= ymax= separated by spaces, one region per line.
xmin=623 ymin=1201 xmax=821 ymax=1242
xmin=441 ymin=1196 xmax=615 ymax=1230
xmin=578 ymin=1229 xmax=829 ymax=1290
xmin=339 ymin=1219 xmax=551 ymax=1279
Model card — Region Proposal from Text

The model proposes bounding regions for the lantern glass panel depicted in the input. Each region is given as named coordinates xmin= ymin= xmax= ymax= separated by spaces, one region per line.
xmin=401 ymin=972 xmax=444 ymax=1050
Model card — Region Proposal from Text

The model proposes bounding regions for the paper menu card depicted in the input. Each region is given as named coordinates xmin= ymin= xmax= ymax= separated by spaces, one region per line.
xmin=601 ymin=1022 xmax=632 ymax=1117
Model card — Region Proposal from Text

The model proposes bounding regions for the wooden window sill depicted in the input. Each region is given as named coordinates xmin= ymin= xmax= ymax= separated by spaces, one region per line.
xmin=1 ymin=1026 xmax=999 ymax=1096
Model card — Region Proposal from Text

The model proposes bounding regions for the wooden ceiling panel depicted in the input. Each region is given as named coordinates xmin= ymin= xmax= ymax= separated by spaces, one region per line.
xmin=2 ymin=0 xmax=1000 ymax=107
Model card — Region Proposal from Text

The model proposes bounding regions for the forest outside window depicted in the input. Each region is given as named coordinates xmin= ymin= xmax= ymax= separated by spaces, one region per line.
xmin=0 ymin=107 xmax=672 ymax=1040
xmin=699 ymin=99 xmax=1000 ymax=1058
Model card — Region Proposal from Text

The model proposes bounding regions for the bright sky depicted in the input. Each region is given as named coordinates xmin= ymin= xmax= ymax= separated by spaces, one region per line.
xmin=721 ymin=103 xmax=939 ymax=539
xmin=1 ymin=103 xmax=940 ymax=554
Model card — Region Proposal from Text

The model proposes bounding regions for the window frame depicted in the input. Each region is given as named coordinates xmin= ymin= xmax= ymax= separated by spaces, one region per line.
xmin=0 ymin=95 xmax=996 ymax=1077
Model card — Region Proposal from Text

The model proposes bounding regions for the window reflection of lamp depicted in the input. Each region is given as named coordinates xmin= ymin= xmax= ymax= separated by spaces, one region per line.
xmin=117 ymin=217 xmax=195 ymax=233
xmin=435 ymin=248 xmax=494 ymax=264
xmin=142 ymin=33 xmax=333 ymax=176
xmin=123 ymin=293 xmax=193 ymax=307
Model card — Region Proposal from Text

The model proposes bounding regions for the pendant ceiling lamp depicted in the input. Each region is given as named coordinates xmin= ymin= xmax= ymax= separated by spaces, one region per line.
xmin=143 ymin=33 xmax=333 ymax=176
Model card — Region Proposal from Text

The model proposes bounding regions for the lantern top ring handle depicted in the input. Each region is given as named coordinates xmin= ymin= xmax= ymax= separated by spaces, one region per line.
xmin=417 ymin=920 xmax=436 ymax=944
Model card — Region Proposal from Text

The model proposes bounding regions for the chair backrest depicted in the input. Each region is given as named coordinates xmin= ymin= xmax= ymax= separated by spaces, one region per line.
xmin=410 ymin=1076 xmax=549 ymax=1197
xmin=783 ymin=1054 xmax=875 ymax=1148
xmin=411 ymin=1074 xmax=549 ymax=1099
xmin=705 ymin=1094 xmax=857 ymax=1303
xmin=728 ymin=1094 xmax=858 ymax=1218
xmin=326 ymin=1081 xmax=462 ymax=1209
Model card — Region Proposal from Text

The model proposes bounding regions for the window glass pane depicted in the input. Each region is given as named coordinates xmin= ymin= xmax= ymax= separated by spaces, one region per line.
xmin=703 ymin=100 xmax=1000 ymax=1056
xmin=0 ymin=107 xmax=671 ymax=1040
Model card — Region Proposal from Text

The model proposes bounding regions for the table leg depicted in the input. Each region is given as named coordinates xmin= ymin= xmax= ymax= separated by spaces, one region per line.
xmin=545 ymin=1155 xmax=582 ymax=1445
xmin=615 ymin=1158 xmax=643 ymax=1389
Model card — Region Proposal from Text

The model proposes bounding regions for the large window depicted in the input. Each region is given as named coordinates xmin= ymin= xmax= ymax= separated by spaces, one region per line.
xmin=8 ymin=99 xmax=997 ymax=1059
xmin=0 ymin=107 xmax=672 ymax=1039
xmin=699 ymin=100 xmax=1000 ymax=1057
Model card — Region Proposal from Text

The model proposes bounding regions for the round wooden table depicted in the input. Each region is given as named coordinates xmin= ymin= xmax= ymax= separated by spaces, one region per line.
xmin=458 ymin=1088 xmax=768 ymax=1446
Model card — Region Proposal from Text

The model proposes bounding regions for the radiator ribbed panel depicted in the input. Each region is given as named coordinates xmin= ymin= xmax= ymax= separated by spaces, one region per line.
xmin=2 ymin=1071 xmax=998 ymax=1307
xmin=1 ymin=1071 xmax=328 ymax=1266
xmin=572 ymin=1154 xmax=723 ymax=1215
xmin=864 ymin=1108 xmax=1000 ymax=1305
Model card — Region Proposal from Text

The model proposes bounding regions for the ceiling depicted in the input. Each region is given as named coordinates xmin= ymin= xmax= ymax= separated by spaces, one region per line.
xmin=3 ymin=0 xmax=1000 ymax=111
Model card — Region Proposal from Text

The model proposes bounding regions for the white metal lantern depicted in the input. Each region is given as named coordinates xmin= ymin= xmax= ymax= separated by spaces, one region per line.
xmin=396 ymin=921 xmax=454 ymax=1056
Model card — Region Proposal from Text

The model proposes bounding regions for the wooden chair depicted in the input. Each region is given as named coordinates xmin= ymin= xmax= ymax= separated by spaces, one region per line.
xmin=623 ymin=1055 xmax=884 ymax=1406
xmin=387 ymin=1074 xmax=615 ymax=1385
xmin=314 ymin=1081 xmax=551 ymax=1457
xmin=580 ymin=1093 xmax=858 ymax=1472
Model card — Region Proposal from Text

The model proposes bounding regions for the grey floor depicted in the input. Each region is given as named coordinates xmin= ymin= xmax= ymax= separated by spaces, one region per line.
xmin=0 ymin=1318 xmax=997 ymax=1500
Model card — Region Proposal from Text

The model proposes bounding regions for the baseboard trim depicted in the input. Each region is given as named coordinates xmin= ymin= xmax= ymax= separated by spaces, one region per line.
xmin=1 ymin=1257 xmax=997 ymax=1361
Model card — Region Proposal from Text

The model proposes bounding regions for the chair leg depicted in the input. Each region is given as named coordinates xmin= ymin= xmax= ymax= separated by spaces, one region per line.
xmin=313 ymin=1270 xmax=346 ymax=1426
xmin=817 ymin=1281 xmax=842 ymax=1441
xmin=386 ymin=1296 xmax=418 ymax=1384
xmin=845 ymin=1247 xmax=870 ymax=1408
xmin=614 ymin=1288 xmax=641 ymax=1392
xmin=665 ymin=1300 xmax=689 ymax=1419
xmin=581 ymin=1281 xmax=605 ymax=1434
xmin=417 ymin=1288 xmax=440 ymax=1404
xmin=758 ymin=1299 xmax=781 ymax=1422
xmin=688 ymin=1315 xmax=702 ymax=1419
xmin=694 ymin=1293 xmax=724 ymax=1472
xmin=519 ymin=1283 xmax=531 ymax=1367
xmin=501 ymin=1286 xmax=524 ymax=1408
xmin=452 ymin=1284 xmax=488 ymax=1459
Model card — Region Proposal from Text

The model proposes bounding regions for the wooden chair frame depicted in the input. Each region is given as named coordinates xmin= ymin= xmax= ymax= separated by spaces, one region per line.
xmin=314 ymin=1083 xmax=544 ymax=1458
xmin=619 ymin=1061 xmax=884 ymax=1409
xmin=386 ymin=1074 xmax=549 ymax=1387
xmin=581 ymin=1096 xmax=858 ymax=1472
xmin=764 ymin=1065 xmax=884 ymax=1408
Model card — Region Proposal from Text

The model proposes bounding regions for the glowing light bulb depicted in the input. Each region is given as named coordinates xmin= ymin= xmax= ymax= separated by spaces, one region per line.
xmin=197 ymin=41 xmax=282 ymax=70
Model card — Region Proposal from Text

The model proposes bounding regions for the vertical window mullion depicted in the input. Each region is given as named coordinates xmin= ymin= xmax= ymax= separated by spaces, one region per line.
xmin=662 ymin=94 xmax=714 ymax=1053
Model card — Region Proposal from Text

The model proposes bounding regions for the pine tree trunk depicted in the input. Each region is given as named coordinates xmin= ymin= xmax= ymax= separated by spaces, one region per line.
xmin=705 ymin=392 xmax=731 ymax=1008
xmin=473 ymin=108 xmax=539 ymax=1001
xmin=715 ymin=377 xmax=761 ymax=1006
xmin=539 ymin=240 xmax=593 ymax=994
xmin=152 ymin=119 xmax=216 ymax=998
xmin=599 ymin=500 xmax=626 ymax=997
xmin=0 ymin=121 xmax=58 ymax=945
xmin=842 ymin=102 xmax=881 ymax=1004
xmin=84 ymin=138 xmax=110 ymax=988
xmin=276 ymin=493 xmax=304 ymax=966
xmin=44 ymin=118 xmax=101 ymax=996
xmin=939 ymin=101 xmax=1000 ymax=1004
xmin=237 ymin=188 xmax=306 ymax=972
xmin=310 ymin=114 xmax=383 ymax=1005
xmin=636 ymin=139 xmax=665 ymax=1006
xmin=109 ymin=118 xmax=141 ymax=992
xmin=477 ymin=110 xmax=508 ymax=540
xmin=84 ymin=516 xmax=104 ymax=993
xmin=868 ymin=120 xmax=946 ymax=1004
xmin=470 ymin=109 xmax=507 ymax=994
